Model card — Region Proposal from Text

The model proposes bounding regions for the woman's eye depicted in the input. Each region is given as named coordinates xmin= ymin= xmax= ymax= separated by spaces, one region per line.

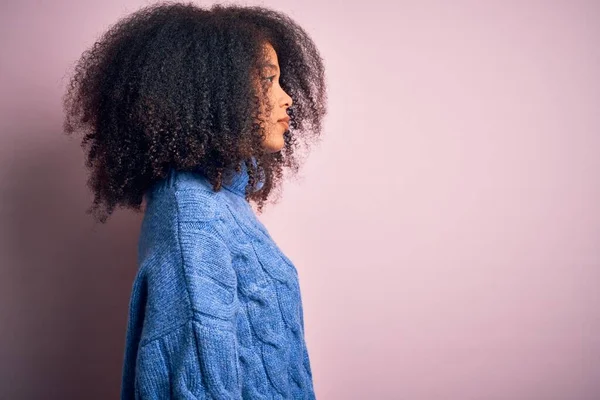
xmin=265 ymin=75 xmax=276 ymax=83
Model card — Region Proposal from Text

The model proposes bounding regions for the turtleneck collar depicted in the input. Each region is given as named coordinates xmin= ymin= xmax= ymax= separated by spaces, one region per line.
xmin=221 ymin=158 xmax=265 ymax=197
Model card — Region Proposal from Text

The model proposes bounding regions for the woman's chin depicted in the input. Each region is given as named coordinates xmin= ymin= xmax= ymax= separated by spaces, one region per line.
xmin=262 ymin=134 xmax=285 ymax=153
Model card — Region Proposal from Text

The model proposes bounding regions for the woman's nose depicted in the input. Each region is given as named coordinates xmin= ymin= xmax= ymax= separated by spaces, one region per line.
xmin=281 ymin=90 xmax=293 ymax=107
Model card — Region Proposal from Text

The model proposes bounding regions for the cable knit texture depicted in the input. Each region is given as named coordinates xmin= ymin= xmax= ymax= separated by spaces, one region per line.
xmin=120 ymin=163 xmax=315 ymax=399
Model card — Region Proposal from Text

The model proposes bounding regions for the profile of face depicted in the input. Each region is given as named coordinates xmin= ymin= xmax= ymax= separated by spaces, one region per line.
xmin=255 ymin=42 xmax=294 ymax=153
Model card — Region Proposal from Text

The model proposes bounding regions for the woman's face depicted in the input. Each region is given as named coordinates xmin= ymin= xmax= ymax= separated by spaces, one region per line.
xmin=256 ymin=43 xmax=293 ymax=153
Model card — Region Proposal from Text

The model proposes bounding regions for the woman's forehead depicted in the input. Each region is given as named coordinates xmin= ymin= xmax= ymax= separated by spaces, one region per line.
xmin=262 ymin=43 xmax=279 ymax=64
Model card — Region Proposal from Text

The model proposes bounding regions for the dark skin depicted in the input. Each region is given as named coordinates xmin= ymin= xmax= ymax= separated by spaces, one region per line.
xmin=257 ymin=42 xmax=294 ymax=153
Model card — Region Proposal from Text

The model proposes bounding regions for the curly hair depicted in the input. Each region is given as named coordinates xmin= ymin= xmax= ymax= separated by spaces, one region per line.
xmin=62 ymin=1 xmax=327 ymax=223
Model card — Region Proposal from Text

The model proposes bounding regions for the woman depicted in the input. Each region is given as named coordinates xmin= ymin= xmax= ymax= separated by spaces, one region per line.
xmin=62 ymin=2 xmax=327 ymax=399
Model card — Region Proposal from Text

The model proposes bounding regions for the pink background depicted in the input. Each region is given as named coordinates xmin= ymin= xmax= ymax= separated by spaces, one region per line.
xmin=1 ymin=1 xmax=599 ymax=399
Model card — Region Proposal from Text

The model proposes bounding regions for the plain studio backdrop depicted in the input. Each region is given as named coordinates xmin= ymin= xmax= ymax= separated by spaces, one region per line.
xmin=1 ymin=1 xmax=599 ymax=399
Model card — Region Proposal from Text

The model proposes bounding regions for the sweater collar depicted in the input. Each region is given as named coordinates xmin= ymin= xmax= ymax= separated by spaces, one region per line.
xmin=222 ymin=158 xmax=264 ymax=197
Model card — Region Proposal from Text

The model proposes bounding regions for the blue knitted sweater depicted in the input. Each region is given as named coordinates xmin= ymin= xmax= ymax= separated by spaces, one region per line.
xmin=120 ymin=164 xmax=315 ymax=399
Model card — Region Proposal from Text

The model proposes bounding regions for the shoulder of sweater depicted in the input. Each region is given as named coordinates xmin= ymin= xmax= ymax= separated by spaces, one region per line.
xmin=136 ymin=176 xmax=239 ymax=341
xmin=138 ymin=169 xmax=233 ymax=272
xmin=145 ymin=168 xmax=231 ymax=224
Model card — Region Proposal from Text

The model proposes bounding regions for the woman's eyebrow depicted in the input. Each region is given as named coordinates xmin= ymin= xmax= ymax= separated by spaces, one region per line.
xmin=261 ymin=63 xmax=280 ymax=72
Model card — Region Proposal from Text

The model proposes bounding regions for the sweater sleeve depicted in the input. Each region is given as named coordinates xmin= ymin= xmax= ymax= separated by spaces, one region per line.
xmin=134 ymin=224 xmax=242 ymax=400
